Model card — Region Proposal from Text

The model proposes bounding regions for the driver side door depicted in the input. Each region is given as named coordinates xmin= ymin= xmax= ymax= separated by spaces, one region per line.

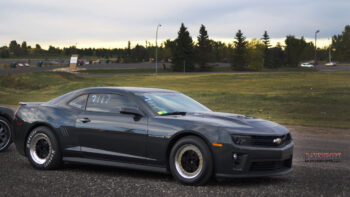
xmin=75 ymin=93 xmax=150 ymax=163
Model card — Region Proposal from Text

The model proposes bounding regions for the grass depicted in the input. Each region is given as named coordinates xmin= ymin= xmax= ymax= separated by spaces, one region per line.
xmin=0 ymin=64 xmax=11 ymax=69
xmin=0 ymin=71 xmax=349 ymax=129
xmin=211 ymin=66 xmax=317 ymax=73
xmin=77 ymin=68 xmax=172 ymax=74
xmin=77 ymin=66 xmax=317 ymax=74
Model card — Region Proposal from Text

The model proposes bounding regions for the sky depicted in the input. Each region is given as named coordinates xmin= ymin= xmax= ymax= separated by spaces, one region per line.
xmin=0 ymin=0 xmax=349 ymax=49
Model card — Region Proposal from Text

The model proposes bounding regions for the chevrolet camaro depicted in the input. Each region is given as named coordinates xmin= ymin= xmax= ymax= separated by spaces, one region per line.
xmin=12 ymin=87 xmax=294 ymax=185
xmin=0 ymin=107 xmax=13 ymax=152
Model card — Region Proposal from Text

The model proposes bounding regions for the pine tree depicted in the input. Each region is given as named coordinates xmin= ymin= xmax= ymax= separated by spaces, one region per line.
xmin=261 ymin=31 xmax=273 ymax=68
xmin=196 ymin=24 xmax=212 ymax=70
xmin=21 ymin=41 xmax=28 ymax=55
xmin=332 ymin=25 xmax=350 ymax=61
xmin=262 ymin=31 xmax=270 ymax=46
xmin=172 ymin=23 xmax=195 ymax=72
xmin=9 ymin=40 xmax=21 ymax=56
xmin=231 ymin=30 xmax=247 ymax=70
xmin=285 ymin=35 xmax=309 ymax=67
xmin=35 ymin=44 xmax=42 ymax=55
xmin=270 ymin=43 xmax=285 ymax=68
xmin=0 ymin=47 xmax=10 ymax=58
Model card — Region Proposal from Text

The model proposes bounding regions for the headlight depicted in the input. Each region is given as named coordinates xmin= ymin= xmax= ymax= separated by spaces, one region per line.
xmin=231 ymin=135 xmax=252 ymax=145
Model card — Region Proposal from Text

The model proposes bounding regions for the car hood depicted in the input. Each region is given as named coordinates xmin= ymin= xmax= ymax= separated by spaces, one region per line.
xmin=160 ymin=111 xmax=289 ymax=135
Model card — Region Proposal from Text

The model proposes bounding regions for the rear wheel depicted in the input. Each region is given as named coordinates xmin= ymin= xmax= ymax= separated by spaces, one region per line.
xmin=169 ymin=136 xmax=213 ymax=185
xmin=26 ymin=126 xmax=62 ymax=169
xmin=0 ymin=117 xmax=12 ymax=152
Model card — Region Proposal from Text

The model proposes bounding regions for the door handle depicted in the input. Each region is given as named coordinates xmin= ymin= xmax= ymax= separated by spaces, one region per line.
xmin=79 ymin=118 xmax=90 ymax=123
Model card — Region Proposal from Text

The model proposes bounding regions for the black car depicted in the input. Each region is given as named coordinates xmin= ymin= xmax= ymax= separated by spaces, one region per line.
xmin=0 ymin=107 xmax=13 ymax=152
xmin=12 ymin=87 xmax=294 ymax=185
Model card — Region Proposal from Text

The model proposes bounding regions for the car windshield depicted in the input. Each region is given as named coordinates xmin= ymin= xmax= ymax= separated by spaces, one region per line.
xmin=137 ymin=92 xmax=212 ymax=115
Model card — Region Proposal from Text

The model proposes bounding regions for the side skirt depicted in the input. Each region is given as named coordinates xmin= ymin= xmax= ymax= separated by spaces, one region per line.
xmin=63 ymin=157 xmax=169 ymax=174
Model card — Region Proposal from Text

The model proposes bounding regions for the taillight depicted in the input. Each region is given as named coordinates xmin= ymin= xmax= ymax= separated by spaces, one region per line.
xmin=14 ymin=106 xmax=20 ymax=119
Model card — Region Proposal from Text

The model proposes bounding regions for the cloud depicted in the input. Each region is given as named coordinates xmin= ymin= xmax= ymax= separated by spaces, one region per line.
xmin=0 ymin=0 xmax=349 ymax=48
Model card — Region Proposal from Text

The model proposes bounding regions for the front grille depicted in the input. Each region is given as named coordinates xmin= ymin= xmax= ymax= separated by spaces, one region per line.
xmin=250 ymin=134 xmax=291 ymax=147
xmin=232 ymin=133 xmax=292 ymax=147
xmin=250 ymin=158 xmax=292 ymax=171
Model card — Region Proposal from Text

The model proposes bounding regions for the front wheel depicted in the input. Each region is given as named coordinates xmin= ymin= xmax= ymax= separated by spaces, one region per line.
xmin=26 ymin=126 xmax=62 ymax=169
xmin=0 ymin=117 xmax=12 ymax=152
xmin=169 ymin=136 xmax=213 ymax=185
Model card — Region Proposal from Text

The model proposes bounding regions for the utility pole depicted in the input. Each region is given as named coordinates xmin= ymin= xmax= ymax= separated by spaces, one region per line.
xmin=314 ymin=30 xmax=320 ymax=65
xmin=328 ymin=38 xmax=332 ymax=63
xmin=155 ymin=24 xmax=162 ymax=74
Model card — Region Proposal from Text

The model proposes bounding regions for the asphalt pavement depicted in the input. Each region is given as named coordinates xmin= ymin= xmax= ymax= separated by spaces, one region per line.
xmin=1 ymin=62 xmax=349 ymax=75
xmin=0 ymin=125 xmax=349 ymax=197
xmin=317 ymin=64 xmax=350 ymax=72
xmin=0 ymin=62 xmax=226 ymax=75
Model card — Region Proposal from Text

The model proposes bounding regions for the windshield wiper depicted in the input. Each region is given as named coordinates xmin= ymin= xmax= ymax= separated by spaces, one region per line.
xmin=160 ymin=112 xmax=187 ymax=116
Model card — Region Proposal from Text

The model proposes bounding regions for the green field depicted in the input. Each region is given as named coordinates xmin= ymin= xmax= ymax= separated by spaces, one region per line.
xmin=77 ymin=66 xmax=316 ymax=74
xmin=78 ymin=68 xmax=173 ymax=74
xmin=0 ymin=71 xmax=349 ymax=128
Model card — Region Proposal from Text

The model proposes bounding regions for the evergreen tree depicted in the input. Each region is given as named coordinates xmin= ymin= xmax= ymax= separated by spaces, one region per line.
xmin=231 ymin=30 xmax=247 ymax=70
xmin=285 ymin=35 xmax=308 ymax=66
xmin=21 ymin=41 xmax=28 ymax=55
xmin=48 ymin=45 xmax=61 ymax=55
xmin=270 ymin=43 xmax=285 ymax=68
xmin=35 ymin=44 xmax=41 ymax=50
xmin=35 ymin=44 xmax=42 ymax=54
xmin=261 ymin=31 xmax=273 ymax=68
xmin=0 ymin=47 xmax=10 ymax=58
xmin=126 ymin=41 xmax=131 ymax=62
xmin=261 ymin=31 xmax=270 ymax=46
xmin=162 ymin=39 xmax=175 ymax=61
xmin=133 ymin=44 xmax=148 ymax=62
xmin=9 ymin=40 xmax=21 ymax=56
xmin=196 ymin=24 xmax=212 ymax=70
xmin=332 ymin=25 xmax=350 ymax=61
xmin=48 ymin=45 xmax=55 ymax=54
xmin=172 ymin=23 xmax=195 ymax=72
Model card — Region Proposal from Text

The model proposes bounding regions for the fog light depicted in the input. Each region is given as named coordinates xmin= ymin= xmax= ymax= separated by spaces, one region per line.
xmin=233 ymin=153 xmax=238 ymax=160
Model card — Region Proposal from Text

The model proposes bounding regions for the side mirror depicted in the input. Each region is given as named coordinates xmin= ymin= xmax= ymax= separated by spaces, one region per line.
xmin=120 ymin=107 xmax=144 ymax=117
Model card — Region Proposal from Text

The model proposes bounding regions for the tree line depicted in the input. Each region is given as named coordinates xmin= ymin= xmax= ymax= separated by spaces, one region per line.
xmin=1 ymin=24 xmax=349 ymax=71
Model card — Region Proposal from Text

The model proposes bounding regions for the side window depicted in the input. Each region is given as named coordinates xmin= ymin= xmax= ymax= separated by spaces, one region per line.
xmin=68 ymin=94 xmax=87 ymax=109
xmin=86 ymin=94 xmax=130 ymax=113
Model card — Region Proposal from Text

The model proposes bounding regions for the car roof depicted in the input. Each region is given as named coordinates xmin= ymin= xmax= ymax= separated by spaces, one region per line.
xmin=79 ymin=87 xmax=178 ymax=94
xmin=48 ymin=87 xmax=178 ymax=105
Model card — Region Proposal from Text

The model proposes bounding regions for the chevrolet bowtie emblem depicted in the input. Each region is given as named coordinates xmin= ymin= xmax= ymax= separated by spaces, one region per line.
xmin=273 ymin=138 xmax=282 ymax=144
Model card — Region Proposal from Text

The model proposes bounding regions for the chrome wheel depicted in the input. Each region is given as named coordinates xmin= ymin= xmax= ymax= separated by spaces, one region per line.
xmin=0 ymin=120 xmax=11 ymax=150
xmin=175 ymin=144 xmax=203 ymax=179
xmin=29 ymin=133 xmax=52 ymax=165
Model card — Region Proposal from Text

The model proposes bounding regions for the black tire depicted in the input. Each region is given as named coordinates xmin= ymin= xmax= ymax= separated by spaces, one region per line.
xmin=169 ymin=136 xmax=213 ymax=186
xmin=25 ymin=126 xmax=62 ymax=169
xmin=0 ymin=117 xmax=12 ymax=152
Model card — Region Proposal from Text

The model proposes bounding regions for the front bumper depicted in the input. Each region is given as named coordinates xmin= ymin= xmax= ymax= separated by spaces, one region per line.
xmin=213 ymin=141 xmax=294 ymax=178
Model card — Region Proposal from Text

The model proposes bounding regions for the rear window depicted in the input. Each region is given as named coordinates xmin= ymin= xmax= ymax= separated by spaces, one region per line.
xmin=68 ymin=95 xmax=87 ymax=109
xmin=48 ymin=89 xmax=81 ymax=105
